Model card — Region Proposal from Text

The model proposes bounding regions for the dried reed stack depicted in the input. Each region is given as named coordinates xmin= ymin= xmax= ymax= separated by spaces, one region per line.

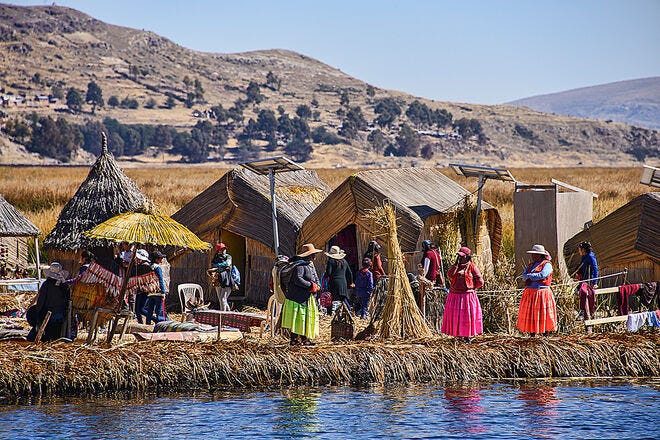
xmin=2 ymin=334 xmax=658 ymax=399
xmin=366 ymin=202 xmax=431 ymax=339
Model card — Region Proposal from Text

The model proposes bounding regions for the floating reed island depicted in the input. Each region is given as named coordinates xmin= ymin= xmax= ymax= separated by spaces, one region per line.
xmin=1 ymin=333 xmax=659 ymax=399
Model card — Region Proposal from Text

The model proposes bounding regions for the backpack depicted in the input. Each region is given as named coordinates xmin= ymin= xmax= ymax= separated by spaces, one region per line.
xmin=279 ymin=260 xmax=303 ymax=295
xmin=231 ymin=265 xmax=241 ymax=286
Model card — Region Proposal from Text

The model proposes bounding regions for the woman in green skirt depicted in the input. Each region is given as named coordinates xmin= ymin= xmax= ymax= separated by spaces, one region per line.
xmin=281 ymin=243 xmax=322 ymax=346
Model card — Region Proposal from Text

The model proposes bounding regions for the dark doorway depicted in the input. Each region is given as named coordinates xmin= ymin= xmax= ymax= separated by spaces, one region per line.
xmin=329 ymin=224 xmax=359 ymax=275
xmin=220 ymin=229 xmax=246 ymax=298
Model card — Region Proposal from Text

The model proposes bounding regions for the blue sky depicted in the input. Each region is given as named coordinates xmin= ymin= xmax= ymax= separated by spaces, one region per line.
xmin=8 ymin=0 xmax=660 ymax=104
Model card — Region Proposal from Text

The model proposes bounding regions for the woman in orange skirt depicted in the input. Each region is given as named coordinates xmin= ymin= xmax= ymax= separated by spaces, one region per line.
xmin=517 ymin=244 xmax=557 ymax=334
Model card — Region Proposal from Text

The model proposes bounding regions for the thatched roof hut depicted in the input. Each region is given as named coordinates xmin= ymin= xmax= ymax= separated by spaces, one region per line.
xmin=0 ymin=194 xmax=41 ymax=275
xmin=564 ymin=192 xmax=659 ymax=283
xmin=298 ymin=168 xmax=502 ymax=274
xmin=43 ymin=136 xmax=148 ymax=272
xmin=171 ymin=168 xmax=331 ymax=306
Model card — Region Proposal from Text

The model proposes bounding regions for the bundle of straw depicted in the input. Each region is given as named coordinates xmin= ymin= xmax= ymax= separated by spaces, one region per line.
xmin=366 ymin=202 xmax=431 ymax=339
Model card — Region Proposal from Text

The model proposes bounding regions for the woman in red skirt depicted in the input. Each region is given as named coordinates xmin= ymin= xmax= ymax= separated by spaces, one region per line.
xmin=441 ymin=246 xmax=484 ymax=342
xmin=517 ymin=244 xmax=557 ymax=335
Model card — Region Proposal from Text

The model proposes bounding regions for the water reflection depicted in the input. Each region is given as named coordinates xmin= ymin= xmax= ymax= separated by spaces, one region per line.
xmin=516 ymin=385 xmax=561 ymax=438
xmin=443 ymin=385 xmax=486 ymax=434
xmin=274 ymin=389 xmax=321 ymax=437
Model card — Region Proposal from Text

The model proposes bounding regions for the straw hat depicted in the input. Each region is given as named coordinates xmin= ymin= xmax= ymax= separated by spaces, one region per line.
xmin=44 ymin=262 xmax=69 ymax=282
xmin=526 ymin=244 xmax=547 ymax=255
xmin=325 ymin=245 xmax=346 ymax=259
xmin=297 ymin=243 xmax=323 ymax=258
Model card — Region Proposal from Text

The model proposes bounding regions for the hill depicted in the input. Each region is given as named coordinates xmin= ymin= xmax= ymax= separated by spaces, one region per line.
xmin=508 ymin=77 xmax=660 ymax=130
xmin=0 ymin=4 xmax=658 ymax=167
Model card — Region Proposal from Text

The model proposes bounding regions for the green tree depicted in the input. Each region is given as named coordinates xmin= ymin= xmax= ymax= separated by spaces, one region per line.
xmin=368 ymin=129 xmax=391 ymax=155
xmin=86 ymin=81 xmax=104 ymax=114
xmin=406 ymin=100 xmax=432 ymax=127
xmin=257 ymin=109 xmax=278 ymax=135
xmin=340 ymin=90 xmax=350 ymax=107
xmin=396 ymin=123 xmax=420 ymax=157
xmin=236 ymin=139 xmax=259 ymax=162
xmin=339 ymin=106 xmax=367 ymax=139
xmin=374 ymin=97 xmax=401 ymax=128
xmin=183 ymin=76 xmax=192 ymax=92
xmin=194 ymin=78 xmax=205 ymax=103
xmin=29 ymin=116 xmax=81 ymax=162
xmin=246 ymin=81 xmax=264 ymax=104
xmin=107 ymin=95 xmax=119 ymax=108
xmin=31 ymin=72 xmax=42 ymax=86
xmin=65 ymin=88 xmax=83 ymax=113
xmin=285 ymin=136 xmax=313 ymax=162
xmin=454 ymin=118 xmax=486 ymax=143
xmin=153 ymin=125 xmax=174 ymax=147
xmin=420 ymin=143 xmax=434 ymax=159
xmin=265 ymin=71 xmax=281 ymax=91
xmin=144 ymin=97 xmax=157 ymax=109
xmin=311 ymin=97 xmax=319 ymax=108
xmin=165 ymin=95 xmax=176 ymax=109
xmin=50 ymin=83 xmax=64 ymax=100
xmin=432 ymin=108 xmax=452 ymax=127
xmin=5 ymin=118 xmax=30 ymax=143
xmin=296 ymin=104 xmax=312 ymax=120
xmin=366 ymin=84 xmax=376 ymax=99
xmin=311 ymin=126 xmax=342 ymax=145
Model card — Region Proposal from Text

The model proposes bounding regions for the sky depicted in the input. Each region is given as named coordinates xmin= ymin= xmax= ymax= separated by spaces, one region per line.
xmin=7 ymin=0 xmax=660 ymax=104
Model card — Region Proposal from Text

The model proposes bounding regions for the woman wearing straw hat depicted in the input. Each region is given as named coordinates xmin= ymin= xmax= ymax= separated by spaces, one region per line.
xmin=27 ymin=262 xmax=71 ymax=342
xmin=281 ymin=243 xmax=323 ymax=346
xmin=517 ymin=244 xmax=557 ymax=335
xmin=324 ymin=245 xmax=355 ymax=315
xmin=441 ymin=246 xmax=484 ymax=342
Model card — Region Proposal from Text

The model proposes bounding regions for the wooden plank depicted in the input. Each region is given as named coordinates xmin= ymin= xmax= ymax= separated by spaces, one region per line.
xmin=594 ymin=287 xmax=619 ymax=295
xmin=584 ymin=315 xmax=628 ymax=326
xmin=35 ymin=310 xmax=51 ymax=342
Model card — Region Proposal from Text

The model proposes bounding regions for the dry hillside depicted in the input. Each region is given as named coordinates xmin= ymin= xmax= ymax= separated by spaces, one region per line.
xmin=0 ymin=4 xmax=658 ymax=167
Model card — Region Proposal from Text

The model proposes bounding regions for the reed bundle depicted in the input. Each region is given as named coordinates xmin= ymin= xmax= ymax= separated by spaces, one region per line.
xmin=1 ymin=333 xmax=658 ymax=399
xmin=365 ymin=202 xmax=431 ymax=340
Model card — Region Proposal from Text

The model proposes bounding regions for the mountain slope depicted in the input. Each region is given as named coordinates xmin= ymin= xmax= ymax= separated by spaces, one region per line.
xmin=0 ymin=4 xmax=658 ymax=167
xmin=508 ymin=77 xmax=660 ymax=130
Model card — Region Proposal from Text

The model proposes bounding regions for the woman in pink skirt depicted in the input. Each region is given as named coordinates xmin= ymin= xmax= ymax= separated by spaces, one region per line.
xmin=441 ymin=246 xmax=484 ymax=342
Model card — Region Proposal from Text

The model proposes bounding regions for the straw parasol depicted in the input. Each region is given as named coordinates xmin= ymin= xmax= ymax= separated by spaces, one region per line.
xmin=84 ymin=210 xmax=211 ymax=251
xmin=84 ymin=207 xmax=210 ymax=305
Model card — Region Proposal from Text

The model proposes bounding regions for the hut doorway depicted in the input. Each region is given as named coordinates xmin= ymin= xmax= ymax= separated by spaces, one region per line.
xmin=329 ymin=224 xmax=359 ymax=275
xmin=220 ymin=229 xmax=246 ymax=298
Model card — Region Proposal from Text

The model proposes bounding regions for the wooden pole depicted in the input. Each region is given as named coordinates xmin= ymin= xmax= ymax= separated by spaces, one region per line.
xmin=35 ymin=311 xmax=51 ymax=343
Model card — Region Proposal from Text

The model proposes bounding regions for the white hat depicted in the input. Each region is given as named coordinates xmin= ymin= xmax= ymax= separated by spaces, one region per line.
xmin=526 ymin=244 xmax=548 ymax=255
xmin=135 ymin=249 xmax=150 ymax=262
xmin=44 ymin=262 xmax=69 ymax=283
xmin=325 ymin=245 xmax=346 ymax=259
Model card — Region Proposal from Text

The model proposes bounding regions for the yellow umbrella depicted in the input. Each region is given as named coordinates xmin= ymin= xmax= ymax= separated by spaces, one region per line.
xmin=84 ymin=210 xmax=210 ymax=317
xmin=84 ymin=211 xmax=210 ymax=251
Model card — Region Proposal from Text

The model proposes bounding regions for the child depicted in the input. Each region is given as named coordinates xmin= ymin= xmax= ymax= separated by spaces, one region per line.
xmin=354 ymin=257 xmax=374 ymax=319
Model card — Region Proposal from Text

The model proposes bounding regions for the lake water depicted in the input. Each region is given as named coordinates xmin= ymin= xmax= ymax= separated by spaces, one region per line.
xmin=1 ymin=381 xmax=658 ymax=439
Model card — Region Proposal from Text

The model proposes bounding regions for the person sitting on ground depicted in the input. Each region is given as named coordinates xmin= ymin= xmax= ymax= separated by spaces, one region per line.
xmin=281 ymin=243 xmax=322 ymax=346
xmin=324 ymin=245 xmax=355 ymax=314
xmin=211 ymin=242 xmax=233 ymax=311
xmin=27 ymin=262 xmax=70 ymax=342
xmin=355 ymin=257 xmax=375 ymax=319
xmin=441 ymin=247 xmax=484 ymax=342
xmin=517 ymin=244 xmax=557 ymax=336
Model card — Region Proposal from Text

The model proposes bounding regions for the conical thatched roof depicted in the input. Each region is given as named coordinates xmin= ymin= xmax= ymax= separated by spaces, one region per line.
xmin=172 ymin=168 xmax=331 ymax=256
xmin=0 ymin=194 xmax=40 ymax=237
xmin=44 ymin=134 xmax=148 ymax=251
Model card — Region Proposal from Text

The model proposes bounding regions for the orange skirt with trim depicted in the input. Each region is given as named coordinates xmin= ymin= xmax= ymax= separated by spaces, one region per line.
xmin=517 ymin=287 xmax=557 ymax=333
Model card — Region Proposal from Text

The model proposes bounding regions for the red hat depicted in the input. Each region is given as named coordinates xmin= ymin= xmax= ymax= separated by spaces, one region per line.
xmin=215 ymin=242 xmax=226 ymax=251
xmin=457 ymin=246 xmax=471 ymax=257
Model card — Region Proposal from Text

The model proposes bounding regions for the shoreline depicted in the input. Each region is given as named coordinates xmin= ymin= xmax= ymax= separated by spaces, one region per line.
xmin=2 ymin=334 xmax=658 ymax=399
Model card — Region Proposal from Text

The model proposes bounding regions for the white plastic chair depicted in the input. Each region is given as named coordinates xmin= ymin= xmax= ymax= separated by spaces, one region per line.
xmin=177 ymin=283 xmax=204 ymax=322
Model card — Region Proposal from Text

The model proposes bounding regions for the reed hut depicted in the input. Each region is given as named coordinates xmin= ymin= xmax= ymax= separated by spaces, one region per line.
xmin=564 ymin=192 xmax=659 ymax=284
xmin=297 ymin=168 xmax=502 ymax=275
xmin=170 ymin=168 xmax=331 ymax=307
xmin=0 ymin=194 xmax=41 ymax=279
xmin=43 ymin=136 xmax=148 ymax=274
